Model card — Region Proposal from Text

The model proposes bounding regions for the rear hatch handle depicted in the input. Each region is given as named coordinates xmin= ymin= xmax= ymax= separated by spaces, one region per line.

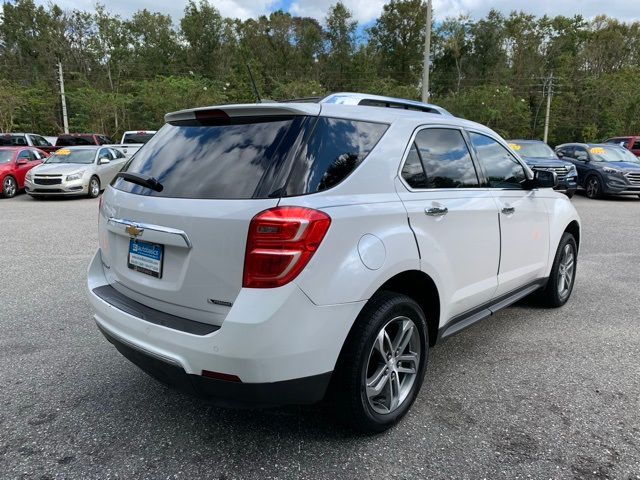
xmin=107 ymin=218 xmax=192 ymax=249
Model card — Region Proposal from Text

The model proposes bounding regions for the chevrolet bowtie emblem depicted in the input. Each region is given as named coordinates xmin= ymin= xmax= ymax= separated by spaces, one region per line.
xmin=125 ymin=224 xmax=144 ymax=238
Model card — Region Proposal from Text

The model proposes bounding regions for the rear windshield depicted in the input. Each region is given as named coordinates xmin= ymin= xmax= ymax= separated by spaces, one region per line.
xmin=112 ymin=115 xmax=387 ymax=199
xmin=122 ymin=132 xmax=155 ymax=144
xmin=56 ymin=136 xmax=95 ymax=146
xmin=0 ymin=135 xmax=27 ymax=146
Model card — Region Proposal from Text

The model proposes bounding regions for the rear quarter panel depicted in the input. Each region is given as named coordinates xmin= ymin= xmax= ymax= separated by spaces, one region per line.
xmin=278 ymin=118 xmax=421 ymax=306
xmin=283 ymin=194 xmax=420 ymax=306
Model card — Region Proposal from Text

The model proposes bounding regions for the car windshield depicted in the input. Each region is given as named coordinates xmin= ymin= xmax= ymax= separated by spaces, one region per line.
xmin=0 ymin=150 xmax=14 ymax=163
xmin=122 ymin=132 xmax=155 ymax=144
xmin=46 ymin=149 xmax=96 ymax=164
xmin=509 ymin=142 xmax=555 ymax=158
xmin=590 ymin=146 xmax=640 ymax=163
xmin=0 ymin=135 xmax=27 ymax=146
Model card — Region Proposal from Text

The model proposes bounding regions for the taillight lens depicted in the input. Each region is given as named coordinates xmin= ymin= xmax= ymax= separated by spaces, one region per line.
xmin=243 ymin=206 xmax=331 ymax=288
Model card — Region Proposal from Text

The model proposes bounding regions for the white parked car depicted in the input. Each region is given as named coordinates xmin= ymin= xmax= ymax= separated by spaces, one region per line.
xmin=120 ymin=130 xmax=156 ymax=144
xmin=87 ymin=95 xmax=580 ymax=433
xmin=0 ymin=132 xmax=54 ymax=149
xmin=26 ymin=146 xmax=128 ymax=198
xmin=100 ymin=131 xmax=156 ymax=160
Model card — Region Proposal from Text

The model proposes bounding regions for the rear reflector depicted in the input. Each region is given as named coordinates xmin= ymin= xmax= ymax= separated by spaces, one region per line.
xmin=202 ymin=370 xmax=242 ymax=383
xmin=243 ymin=206 xmax=331 ymax=288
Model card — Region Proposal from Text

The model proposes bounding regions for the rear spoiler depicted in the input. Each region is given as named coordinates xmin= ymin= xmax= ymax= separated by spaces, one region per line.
xmin=165 ymin=103 xmax=320 ymax=123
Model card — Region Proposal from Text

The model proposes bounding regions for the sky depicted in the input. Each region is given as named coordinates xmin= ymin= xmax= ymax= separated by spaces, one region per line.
xmin=34 ymin=0 xmax=636 ymax=25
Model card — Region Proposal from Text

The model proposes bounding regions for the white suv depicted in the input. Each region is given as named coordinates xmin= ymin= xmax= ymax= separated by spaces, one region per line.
xmin=88 ymin=97 xmax=580 ymax=433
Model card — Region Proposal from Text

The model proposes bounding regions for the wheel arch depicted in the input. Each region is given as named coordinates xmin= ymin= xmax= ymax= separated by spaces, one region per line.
xmin=584 ymin=171 xmax=603 ymax=189
xmin=377 ymin=270 xmax=440 ymax=347
xmin=564 ymin=220 xmax=580 ymax=251
xmin=346 ymin=270 xmax=441 ymax=348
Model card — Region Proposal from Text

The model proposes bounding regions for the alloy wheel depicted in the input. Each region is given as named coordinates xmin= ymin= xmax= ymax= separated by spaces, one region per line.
xmin=3 ymin=177 xmax=17 ymax=197
xmin=365 ymin=316 xmax=421 ymax=415
xmin=557 ymin=243 xmax=575 ymax=297
xmin=586 ymin=177 xmax=599 ymax=198
xmin=90 ymin=179 xmax=99 ymax=197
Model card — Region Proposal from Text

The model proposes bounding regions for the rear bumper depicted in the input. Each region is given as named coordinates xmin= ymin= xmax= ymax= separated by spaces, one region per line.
xmin=87 ymin=249 xmax=365 ymax=405
xmin=98 ymin=324 xmax=332 ymax=407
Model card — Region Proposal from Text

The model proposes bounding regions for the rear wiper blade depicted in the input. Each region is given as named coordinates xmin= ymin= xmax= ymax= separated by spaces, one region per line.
xmin=117 ymin=172 xmax=163 ymax=192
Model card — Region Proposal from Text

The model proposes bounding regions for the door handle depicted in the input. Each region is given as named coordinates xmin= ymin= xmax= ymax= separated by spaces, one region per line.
xmin=425 ymin=206 xmax=448 ymax=217
xmin=501 ymin=206 xmax=515 ymax=215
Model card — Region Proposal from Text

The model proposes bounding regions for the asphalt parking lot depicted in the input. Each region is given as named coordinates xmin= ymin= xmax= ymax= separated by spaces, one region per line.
xmin=1 ymin=193 xmax=639 ymax=479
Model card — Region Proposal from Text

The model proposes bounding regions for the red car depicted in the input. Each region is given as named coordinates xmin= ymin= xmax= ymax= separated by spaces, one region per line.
xmin=604 ymin=136 xmax=640 ymax=157
xmin=0 ymin=147 xmax=48 ymax=198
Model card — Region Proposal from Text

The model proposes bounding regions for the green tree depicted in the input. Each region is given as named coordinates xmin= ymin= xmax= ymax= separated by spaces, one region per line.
xmin=438 ymin=85 xmax=531 ymax=138
xmin=322 ymin=2 xmax=357 ymax=90
xmin=369 ymin=0 xmax=427 ymax=84
xmin=180 ymin=1 xmax=226 ymax=77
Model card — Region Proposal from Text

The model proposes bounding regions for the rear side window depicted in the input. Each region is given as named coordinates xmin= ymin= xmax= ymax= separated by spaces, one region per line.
xmin=413 ymin=128 xmax=479 ymax=188
xmin=401 ymin=144 xmax=428 ymax=188
xmin=114 ymin=116 xmax=387 ymax=199
xmin=284 ymin=117 xmax=388 ymax=195
xmin=633 ymin=140 xmax=640 ymax=150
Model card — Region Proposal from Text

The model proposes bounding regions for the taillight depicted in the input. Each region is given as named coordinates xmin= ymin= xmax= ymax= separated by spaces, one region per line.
xmin=243 ymin=206 xmax=331 ymax=288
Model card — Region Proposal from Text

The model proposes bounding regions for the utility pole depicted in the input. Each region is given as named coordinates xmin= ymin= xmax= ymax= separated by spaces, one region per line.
xmin=543 ymin=72 xmax=553 ymax=144
xmin=421 ymin=0 xmax=433 ymax=102
xmin=57 ymin=61 xmax=69 ymax=134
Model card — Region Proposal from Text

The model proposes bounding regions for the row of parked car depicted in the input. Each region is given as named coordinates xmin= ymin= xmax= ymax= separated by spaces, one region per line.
xmin=2 ymin=130 xmax=639 ymax=200
xmin=0 ymin=131 xmax=156 ymax=199
xmin=506 ymin=138 xmax=640 ymax=199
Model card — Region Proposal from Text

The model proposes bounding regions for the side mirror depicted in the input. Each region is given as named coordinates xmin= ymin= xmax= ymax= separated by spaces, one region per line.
xmin=16 ymin=159 xmax=28 ymax=165
xmin=534 ymin=169 xmax=558 ymax=189
xmin=98 ymin=157 xmax=110 ymax=165
xmin=556 ymin=151 xmax=564 ymax=158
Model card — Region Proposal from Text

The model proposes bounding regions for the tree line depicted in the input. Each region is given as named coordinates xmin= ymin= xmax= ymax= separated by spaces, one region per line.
xmin=1 ymin=0 xmax=639 ymax=145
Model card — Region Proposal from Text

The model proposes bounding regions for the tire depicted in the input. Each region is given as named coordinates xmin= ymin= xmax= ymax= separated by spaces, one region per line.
xmin=539 ymin=232 xmax=577 ymax=308
xmin=564 ymin=190 xmax=575 ymax=199
xmin=2 ymin=176 xmax=18 ymax=198
xmin=585 ymin=175 xmax=601 ymax=199
xmin=331 ymin=291 xmax=428 ymax=433
xmin=88 ymin=176 xmax=100 ymax=198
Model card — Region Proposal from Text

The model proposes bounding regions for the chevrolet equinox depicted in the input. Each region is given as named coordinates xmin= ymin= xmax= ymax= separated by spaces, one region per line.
xmin=88 ymin=94 xmax=581 ymax=433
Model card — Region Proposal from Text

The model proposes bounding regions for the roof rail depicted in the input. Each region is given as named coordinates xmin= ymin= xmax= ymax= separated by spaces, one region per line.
xmin=319 ymin=92 xmax=452 ymax=116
